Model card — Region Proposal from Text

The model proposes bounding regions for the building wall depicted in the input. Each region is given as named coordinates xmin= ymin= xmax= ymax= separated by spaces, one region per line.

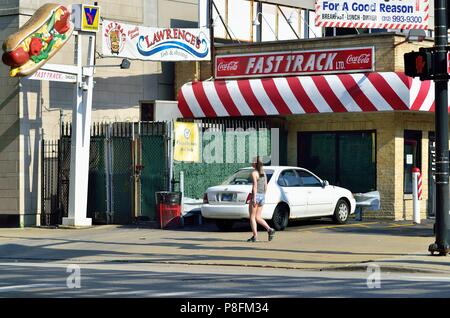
xmin=286 ymin=111 xmax=438 ymax=221
xmin=176 ymin=33 xmax=435 ymax=94
xmin=0 ymin=7 xmax=21 ymax=226
xmin=2 ymin=0 xmax=199 ymax=226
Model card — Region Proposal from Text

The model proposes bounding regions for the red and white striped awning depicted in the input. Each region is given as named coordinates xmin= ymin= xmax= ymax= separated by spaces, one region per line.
xmin=177 ymin=72 xmax=441 ymax=118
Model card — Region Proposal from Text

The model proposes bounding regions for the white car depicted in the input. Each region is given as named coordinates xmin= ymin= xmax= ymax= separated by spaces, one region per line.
xmin=201 ymin=166 xmax=356 ymax=231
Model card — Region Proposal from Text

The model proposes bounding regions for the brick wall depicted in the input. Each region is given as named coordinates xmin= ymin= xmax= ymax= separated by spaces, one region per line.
xmin=286 ymin=112 xmax=438 ymax=220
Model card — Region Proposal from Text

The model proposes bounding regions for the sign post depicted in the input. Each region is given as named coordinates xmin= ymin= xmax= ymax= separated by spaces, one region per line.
xmin=428 ymin=0 xmax=450 ymax=255
xmin=62 ymin=3 xmax=99 ymax=227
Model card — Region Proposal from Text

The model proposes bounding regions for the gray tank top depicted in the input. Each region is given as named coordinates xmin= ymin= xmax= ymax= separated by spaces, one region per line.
xmin=256 ymin=174 xmax=265 ymax=194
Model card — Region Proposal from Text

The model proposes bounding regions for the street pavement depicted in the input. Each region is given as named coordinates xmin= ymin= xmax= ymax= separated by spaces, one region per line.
xmin=1 ymin=218 xmax=450 ymax=297
xmin=1 ymin=262 xmax=450 ymax=297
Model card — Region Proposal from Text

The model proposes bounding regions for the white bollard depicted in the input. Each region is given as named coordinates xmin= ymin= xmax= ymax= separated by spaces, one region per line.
xmin=412 ymin=167 xmax=421 ymax=224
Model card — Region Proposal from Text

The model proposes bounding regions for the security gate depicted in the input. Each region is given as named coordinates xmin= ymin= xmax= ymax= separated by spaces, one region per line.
xmin=54 ymin=122 xmax=170 ymax=225
xmin=41 ymin=140 xmax=62 ymax=226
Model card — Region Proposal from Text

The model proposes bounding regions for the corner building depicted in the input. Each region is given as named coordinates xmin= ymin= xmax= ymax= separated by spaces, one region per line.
xmin=177 ymin=32 xmax=442 ymax=221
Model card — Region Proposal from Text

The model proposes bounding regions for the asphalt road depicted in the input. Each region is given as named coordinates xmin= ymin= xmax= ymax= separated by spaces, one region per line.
xmin=1 ymin=261 xmax=450 ymax=298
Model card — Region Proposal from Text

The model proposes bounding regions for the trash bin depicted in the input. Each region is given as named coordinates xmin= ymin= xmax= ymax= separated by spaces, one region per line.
xmin=155 ymin=191 xmax=182 ymax=229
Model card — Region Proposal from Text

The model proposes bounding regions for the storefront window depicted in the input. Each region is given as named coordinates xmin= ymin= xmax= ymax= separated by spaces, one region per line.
xmin=298 ymin=131 xmax=376 ymax=193
xmin=404 ymin=130 xmax=422 ymax=194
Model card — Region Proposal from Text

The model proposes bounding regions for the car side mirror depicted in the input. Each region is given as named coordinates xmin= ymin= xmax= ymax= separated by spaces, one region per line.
xmin=322 ymin=180 xmax=329 ymax=187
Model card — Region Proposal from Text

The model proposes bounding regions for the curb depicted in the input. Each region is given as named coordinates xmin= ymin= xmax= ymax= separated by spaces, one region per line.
xmin=1 ymin=257 xmax=449 ymax=274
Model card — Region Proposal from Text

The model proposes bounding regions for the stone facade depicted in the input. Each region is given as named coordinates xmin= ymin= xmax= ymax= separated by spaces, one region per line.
xmin=174 ymin=32 xmax=440 ymax=220
xmin=0 ymin=0 xmax=198 ymax=226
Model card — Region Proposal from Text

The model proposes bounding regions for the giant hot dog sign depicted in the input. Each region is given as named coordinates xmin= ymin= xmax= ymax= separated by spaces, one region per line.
xmin=2 ymin=3 xmax=74 ymax=77
xmin=315 ymin=0 xmax=429 ymax=30
xmin=102 ymin=19 xmax=210 ymax=61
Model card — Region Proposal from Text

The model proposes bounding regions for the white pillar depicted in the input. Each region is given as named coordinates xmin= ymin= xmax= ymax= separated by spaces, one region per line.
xmin=412 ymin=167 xmax=421 ymax=224
xmin=63 ymin=33 xmax=95 ymax=227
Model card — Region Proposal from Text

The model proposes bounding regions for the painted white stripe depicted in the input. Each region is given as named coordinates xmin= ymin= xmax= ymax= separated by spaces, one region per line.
xmin=409 ymin=77 xmax=422 ymax=107
xmin=379 ymin=72 xmax=410 ymax=106
xmin=350 ymin=73 xmax=394 ymax=111
xmin=399 ymin=275 xmax=450 ymax=282
xmin=181 ymin=85 xmax=206 ymax=117
xmin=226 ymin=81 xmax=254 ymax=116
xmin=419 ymin=81 xmax=435 ymax=111
xmin=202 ymin=82 xmax=229 ymax=117
xmin=272 ymin=77 xmax=305 ymax=114
xmin=248 ymin=79 xmax=279 ymax=115
xmin=297 ymin=76 xmax=333 ymax=113
xmin=325 ymin=75 xmax=362 ymax=112
xmin=0 ymin=283 xmax=54 ymax=291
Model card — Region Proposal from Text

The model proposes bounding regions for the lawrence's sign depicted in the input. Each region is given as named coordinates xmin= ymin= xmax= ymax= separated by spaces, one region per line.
xmin=102 ymin=19 xmax=210 ymax=61
xmin=215 ymin=47 xmax=374 ymax=79
xmin=315 ymin=0 xmax=429 ymax=30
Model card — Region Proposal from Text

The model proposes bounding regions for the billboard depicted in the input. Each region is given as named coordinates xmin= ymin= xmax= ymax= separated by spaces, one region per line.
xmin=315 ymin=0 xmax=429 ymax=30
xmin=102 ymin=19 xmax=211 ymax=61
xmin=215 ymin=47 xmax=374 ymax=79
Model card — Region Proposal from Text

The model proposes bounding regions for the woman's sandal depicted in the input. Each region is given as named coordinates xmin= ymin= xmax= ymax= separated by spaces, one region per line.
xmin=268 ymin=228 xmax=276 ymax=241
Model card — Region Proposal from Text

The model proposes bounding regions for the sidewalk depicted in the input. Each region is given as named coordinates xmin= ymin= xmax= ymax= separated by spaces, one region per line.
xmin=0 ymin=220 xmax=448 ymax=274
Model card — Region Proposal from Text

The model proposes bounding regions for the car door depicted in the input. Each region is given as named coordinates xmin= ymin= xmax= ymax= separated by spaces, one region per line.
xmin=296 ymin=169 xmax=335 ymax=217
xmin=277 ymin=169 xmax=307 ymax=218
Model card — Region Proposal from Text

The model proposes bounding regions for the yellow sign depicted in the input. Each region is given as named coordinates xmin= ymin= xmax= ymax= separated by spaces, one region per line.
xmin=174 ymin=122 xmax=200 ymax=162
xmin=81 ymin=5 xmax=100 ymax=32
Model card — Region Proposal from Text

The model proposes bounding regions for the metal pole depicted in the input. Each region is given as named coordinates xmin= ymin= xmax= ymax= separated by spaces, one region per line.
xmin=63 ymin=32 xmax=95 ymax=227
xmin=209 ymin=0 xmax=215 ymax=78
xmin=256 ymin=1 xmax=262 ymax=42
xmin=429 ymin=0 xmax=450 ymax=255
xmin=412 ymin=168 xmax=421 ymax=224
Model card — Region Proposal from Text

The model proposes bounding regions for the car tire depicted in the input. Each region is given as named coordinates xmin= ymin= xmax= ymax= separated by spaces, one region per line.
xmin=216 ymin=220 xmax=235 ymax=231
xmin=272 ymin=205 xmax=289 ymax=231
xmin=333 ymin=199 xmax=350 ymax=224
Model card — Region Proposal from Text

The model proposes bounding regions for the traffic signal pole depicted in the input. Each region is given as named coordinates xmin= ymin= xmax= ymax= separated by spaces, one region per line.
xmin=429 ymin=0 xmax=450 ymax=256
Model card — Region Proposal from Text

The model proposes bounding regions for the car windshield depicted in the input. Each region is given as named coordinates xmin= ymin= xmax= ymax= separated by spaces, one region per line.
xmin=222 ymin=169 xmax=273 ymax=185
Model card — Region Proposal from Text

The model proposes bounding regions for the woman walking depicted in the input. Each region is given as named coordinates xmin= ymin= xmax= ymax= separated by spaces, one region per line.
xmin=247 ymin=156 xmax=276 ymax=242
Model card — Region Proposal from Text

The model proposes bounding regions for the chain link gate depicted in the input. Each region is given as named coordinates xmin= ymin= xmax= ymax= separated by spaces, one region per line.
xmin=173 ymin=118 xmax=273 ymax=200
xmin=41 ymin=140 xmax=61 ymax=226
xmin=140 ymin=122 xmax=170 ymax=221
xmin=55 ymin=122 xmax=170 ymax=225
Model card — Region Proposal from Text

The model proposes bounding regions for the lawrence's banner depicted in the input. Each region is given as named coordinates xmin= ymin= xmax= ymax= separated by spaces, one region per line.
xmin=315 ymin=0 xmax=429 ymax=30
xmin=102 ymin=19 xmax=210 ymax=61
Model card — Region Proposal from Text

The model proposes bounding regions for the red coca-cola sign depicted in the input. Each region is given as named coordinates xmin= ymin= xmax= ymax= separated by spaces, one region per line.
xmin=215 ymin=47 xmax=374 ymax=79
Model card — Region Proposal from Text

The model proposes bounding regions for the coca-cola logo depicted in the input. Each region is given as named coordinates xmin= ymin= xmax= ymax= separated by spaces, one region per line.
xmin=346 ymin=54 xmax=371 ymax=65
xmin=218 ymin=61 xmax=239 ymax=71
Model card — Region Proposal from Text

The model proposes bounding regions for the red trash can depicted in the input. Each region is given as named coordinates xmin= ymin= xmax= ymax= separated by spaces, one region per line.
xmin=155 ymin=192 xmax=182 ymax=229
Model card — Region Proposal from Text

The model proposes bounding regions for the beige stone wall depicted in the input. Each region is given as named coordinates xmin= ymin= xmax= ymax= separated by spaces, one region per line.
xmin=19 ymin=0 xmax=144 ymax=24
xmin=286 ymin=111 xmax=439 ymax=221
xmin=4 ymin=0 xmax=199 ymax=226
xmin=0 ymin=14 xmax=20 ymax=221
xmin=158 ymin=0 xmax=198 ymax=27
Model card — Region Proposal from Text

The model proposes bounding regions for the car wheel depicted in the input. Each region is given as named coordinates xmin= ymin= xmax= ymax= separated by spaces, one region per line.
xmin=272 ymin=205 xmax=289 ymax=231
xmin=333 ymin=199 xmax=350 ymax=224
xmin=216 ymin=220 xmax=235 ymax=231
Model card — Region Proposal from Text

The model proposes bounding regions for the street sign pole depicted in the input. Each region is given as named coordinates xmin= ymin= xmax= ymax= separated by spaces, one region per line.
xmin=429 ymin=0 xmax=450 ymax=255
xmin=62 ymin=32 xmax=95 ymax=227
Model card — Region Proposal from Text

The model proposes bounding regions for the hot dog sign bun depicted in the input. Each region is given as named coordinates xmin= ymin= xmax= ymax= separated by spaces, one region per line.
xmin=2 ymin=3 xmax=74 ymax=77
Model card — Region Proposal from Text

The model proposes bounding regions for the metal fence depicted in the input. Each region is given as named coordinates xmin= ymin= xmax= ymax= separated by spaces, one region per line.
xmin=41 ymin=140 xmax=62 ymax=226
xmin=56 ymin=121 xmax=170 ymax=224
xmin=42 ymin=118 xmax=276 ymax=225
xmin=173 ymin=118 xmax=273 ymax=199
